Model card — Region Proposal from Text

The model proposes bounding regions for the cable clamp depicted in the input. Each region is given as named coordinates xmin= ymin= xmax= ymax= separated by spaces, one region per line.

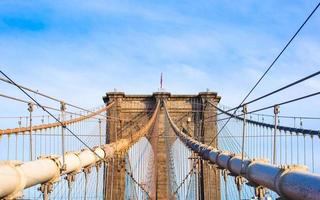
xmin=38 ymin=182 xmax=54 ymax=199
xmin=254 ymin=185 xmax=266 ymax=198
xmin=235 ymin=175 xmax=245 ymax=191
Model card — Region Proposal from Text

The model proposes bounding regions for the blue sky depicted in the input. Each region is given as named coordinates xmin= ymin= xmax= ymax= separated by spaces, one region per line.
xmin=0 ymin=0 xmax=320 ymax=128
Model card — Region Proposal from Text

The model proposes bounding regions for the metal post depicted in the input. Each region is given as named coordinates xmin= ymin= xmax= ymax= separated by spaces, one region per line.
xmin=241 ymin=105 xmax=247 ymax=165
xmin=17 ymin=118 xmax=21 ymax=160
xmin=28 ymin=102 xmax=34 ymax=160
xmin=273 ymin=105 xmax=280 ymax=164
xmin=60 ymin=101 xmax=66 ymax=170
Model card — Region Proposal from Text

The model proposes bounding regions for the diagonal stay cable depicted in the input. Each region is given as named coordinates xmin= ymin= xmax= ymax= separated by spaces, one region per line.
xmin=0 ymin=76 xmax=109 ymax=120
xmin=125 ymin=155 xmax=151 ymax=198
xmin=208 ymin=2 xmax=320 ymax=145
xmin=0 ymin=76 xmax=104 ymax=115
xmin=0 ymin=92 xmax=132 ymax=123
xmin=125 ymin=154 xmax=141 ymax=198
xmin=0 ymin=70 xmax=105 ymax=160
xmin=213 ymin=91 xmax=320 ymax=136
xmin=173 ymin=164 xmax=196 ymax=196
xmin=248 ymin=91 xmax=320 ymax=115
xmin=238 ymin=1 xmax=320 ymax=107
xmin=0 ymin=93 xmax=105 ymax=121
xmin=205 ymin=69 xmax=320 ymax=121
xmin=215 ymin=91 xmax=320 ymax=119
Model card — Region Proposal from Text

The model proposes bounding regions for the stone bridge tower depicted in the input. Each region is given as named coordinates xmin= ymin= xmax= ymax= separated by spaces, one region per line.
xmin=103 ymin=91 xmax=220 ymax=200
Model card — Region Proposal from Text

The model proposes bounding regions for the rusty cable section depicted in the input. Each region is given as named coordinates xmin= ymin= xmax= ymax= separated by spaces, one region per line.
xmin=163 ymin=101 xmax=320 ymax=200
xmin=0 ymin=102 xmax=115 ymax=135
xmin=0 ymin=101 xmax=160 ymax=199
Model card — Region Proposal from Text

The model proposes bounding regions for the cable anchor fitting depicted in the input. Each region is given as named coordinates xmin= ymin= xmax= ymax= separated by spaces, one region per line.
xmin=222 ymin=169 xmax=229 ymax=182
xmin=235 ymin=175 xmax=245 ymax=192
xmin=254 ymin=185 xmax=266 ymax=199
xmin=39 ymin=182 xmax=54 ymax=200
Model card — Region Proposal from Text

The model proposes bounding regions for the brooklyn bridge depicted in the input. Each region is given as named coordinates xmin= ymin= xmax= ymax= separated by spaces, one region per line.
xmin=0 ymin=71 xmax=320 ymax=199
xmin=1 ymin=1 xmax=320 ymax=200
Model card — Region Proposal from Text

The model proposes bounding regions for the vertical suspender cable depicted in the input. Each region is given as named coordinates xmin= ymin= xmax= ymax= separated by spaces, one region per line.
xmin=18 ymin=117 xmax=22 ymax=160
